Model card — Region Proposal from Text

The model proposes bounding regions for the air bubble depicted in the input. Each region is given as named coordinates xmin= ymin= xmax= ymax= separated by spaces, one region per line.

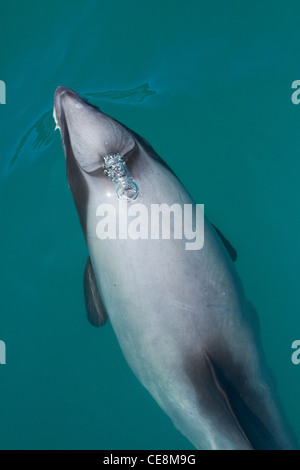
xmin=102 ymin=153 xmax=139 ymax=201
xmin=117 ymin=181 xmax=139 ymax=200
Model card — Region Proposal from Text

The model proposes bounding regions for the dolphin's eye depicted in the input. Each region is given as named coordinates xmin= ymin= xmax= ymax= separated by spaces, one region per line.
xmin=102 ymin=153 xmax=139 ymax=201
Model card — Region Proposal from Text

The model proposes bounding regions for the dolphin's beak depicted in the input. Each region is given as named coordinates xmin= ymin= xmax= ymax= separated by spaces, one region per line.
xmin=53 ymin=86 xmax=81 ymax=131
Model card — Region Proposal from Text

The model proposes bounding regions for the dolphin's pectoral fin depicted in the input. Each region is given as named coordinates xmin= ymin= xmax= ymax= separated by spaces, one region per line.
xmin=212 ymin=224 xmax=237 ymax=262
xmin=204 ymin=351 xmax=283 ymax=450
xmin=83 ymin=257 xmax=108 ymax=327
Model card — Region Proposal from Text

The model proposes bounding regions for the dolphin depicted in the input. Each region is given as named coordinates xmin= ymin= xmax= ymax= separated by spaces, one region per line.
xmin=53 ymin=86 xmax=296 ymax=450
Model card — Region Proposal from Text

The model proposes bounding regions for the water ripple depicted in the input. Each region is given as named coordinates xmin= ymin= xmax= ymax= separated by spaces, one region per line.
xmin=7 ymin=110 xmax=54 ymax=173
xmin=85 ymin=82 xmax=156 ymax=104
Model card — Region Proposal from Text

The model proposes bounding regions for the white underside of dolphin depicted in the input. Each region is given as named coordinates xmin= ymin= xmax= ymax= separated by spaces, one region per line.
xmin=53 ymin=86 xmax=296 ymax=450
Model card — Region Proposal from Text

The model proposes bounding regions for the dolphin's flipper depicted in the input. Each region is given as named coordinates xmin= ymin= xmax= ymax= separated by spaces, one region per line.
xmin=83 ymin=257 xmax=108 ymax=327
xmin=212 ymin=224 xmax=237 ymax=262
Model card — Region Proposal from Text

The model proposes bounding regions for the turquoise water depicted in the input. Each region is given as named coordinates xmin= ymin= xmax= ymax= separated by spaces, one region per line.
xmin=1 ymin=0 xmax=300 ymax=449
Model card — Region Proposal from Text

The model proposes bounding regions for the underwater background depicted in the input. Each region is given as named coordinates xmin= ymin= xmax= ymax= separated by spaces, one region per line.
xmin=0 ymin=0 xmax=300 ymax=450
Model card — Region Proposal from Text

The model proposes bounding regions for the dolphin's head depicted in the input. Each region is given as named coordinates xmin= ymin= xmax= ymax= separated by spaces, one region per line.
xmin=53 ymin=86 xmax=136 ymax=173
xmin=53 ymin=86 xmax=177 ymax=235
xmin=54 ymin=86 xmax=148 ymax=220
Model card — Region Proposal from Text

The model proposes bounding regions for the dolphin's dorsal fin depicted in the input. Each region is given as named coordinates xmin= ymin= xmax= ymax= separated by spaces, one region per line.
xmin=83 ymin=257 xmax=108 ymax=327
xmin=204 ymin=351 xmax=252 ymax=448
xmin=212 ymin=224 xmax=237 ymax=262
xmin=204 ymin=351 xmax=282 ymax=450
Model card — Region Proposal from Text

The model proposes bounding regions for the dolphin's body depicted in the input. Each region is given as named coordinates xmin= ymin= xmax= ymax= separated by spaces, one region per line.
xmin=53 ymin=86 xmax=295 ymax=450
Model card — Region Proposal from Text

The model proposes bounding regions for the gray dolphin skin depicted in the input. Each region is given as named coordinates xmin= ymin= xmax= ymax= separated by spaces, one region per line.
xmin=53 ymin=86 xmax=296 ymax=450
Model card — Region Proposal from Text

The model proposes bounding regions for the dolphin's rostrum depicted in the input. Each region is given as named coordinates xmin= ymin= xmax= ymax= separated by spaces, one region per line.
xmin=53 ymin=86 xmax=296 ymax=450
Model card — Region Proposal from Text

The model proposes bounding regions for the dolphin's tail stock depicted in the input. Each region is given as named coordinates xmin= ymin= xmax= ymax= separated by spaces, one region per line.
xmin=201 ymin=351 xmax=296 ymax=450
